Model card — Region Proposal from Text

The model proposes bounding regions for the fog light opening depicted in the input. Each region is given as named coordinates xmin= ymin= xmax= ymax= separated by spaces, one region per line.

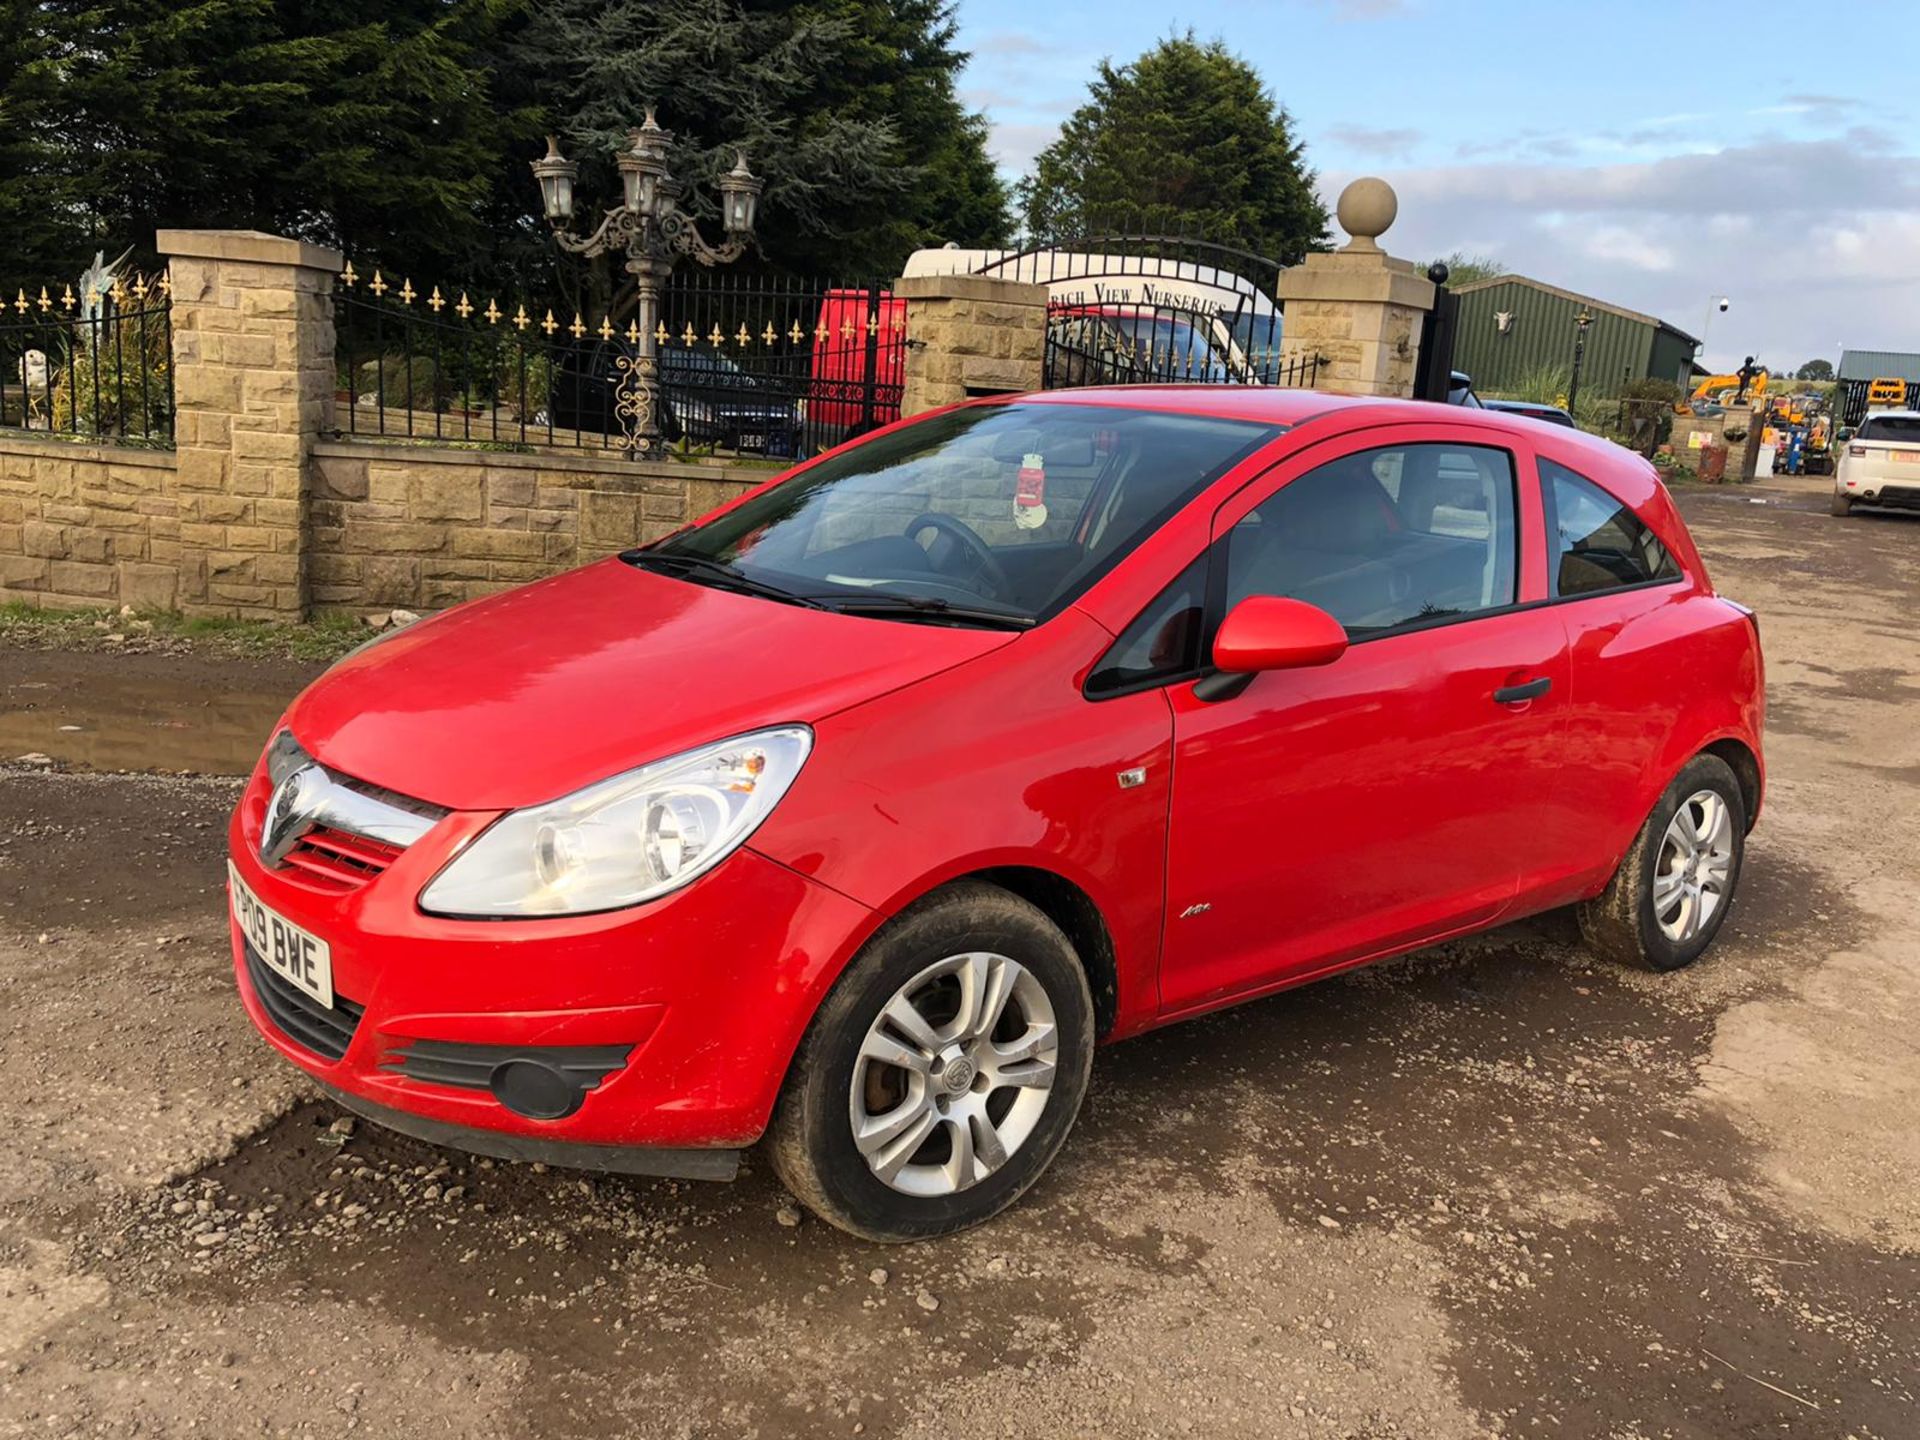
xmin=490 ymin=1058 xmax=585 ymax=1120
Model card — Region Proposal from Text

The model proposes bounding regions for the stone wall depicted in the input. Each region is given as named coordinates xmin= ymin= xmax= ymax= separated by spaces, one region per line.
xmin=1276 ymin=250 xmax=1434 ymax=399
xmin=0 ymin=435 xmax=181 ymax=609
xmin=897 ymin=273 xmax=1046 ymax=419
xmin=309 ymin=442 xmax=764 ymax=611
xmin=160 ymin=230 xmax=342 ymax=618
xmin=0 ymin=227 xmax=772 ymax=621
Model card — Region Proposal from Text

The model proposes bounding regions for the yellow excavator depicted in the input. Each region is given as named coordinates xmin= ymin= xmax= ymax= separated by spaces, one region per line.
xmin=1690 ymin=368 xmax=1769 ymax=407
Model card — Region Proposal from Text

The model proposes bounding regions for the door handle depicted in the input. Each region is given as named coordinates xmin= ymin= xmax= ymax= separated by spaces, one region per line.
xmin=1492 ymin=677 xmax=1552 ymax=704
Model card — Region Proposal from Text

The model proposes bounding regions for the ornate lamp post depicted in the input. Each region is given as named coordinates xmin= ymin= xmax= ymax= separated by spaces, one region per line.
xmin=532 ymin=111 xmax=763 ymax=455
xmin=1566 ymin=308 xmax=1595 ymax=415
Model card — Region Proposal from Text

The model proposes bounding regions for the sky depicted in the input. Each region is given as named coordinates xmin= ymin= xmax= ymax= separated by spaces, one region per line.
xmin=952 ymin=0 xmax=1918 ymax=373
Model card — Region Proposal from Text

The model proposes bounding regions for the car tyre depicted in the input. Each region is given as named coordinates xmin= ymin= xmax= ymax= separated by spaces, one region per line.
xmin=766 ymin=881 xmax=1095 ymax=1242
xmin=1578 ymin=753 xmax=1747 ymax=973
xmin=1830 ymin=489 xmax=1852 ymax=516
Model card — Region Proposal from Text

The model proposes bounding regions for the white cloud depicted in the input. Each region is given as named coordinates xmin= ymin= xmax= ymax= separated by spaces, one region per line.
xmin=986 ymin=121 xmax=1064 ymax=174
xmin=1325 ymin=136 xmax=1920 ymax=368
xmin=1323 ymin=124 xmax=1421 ymax=160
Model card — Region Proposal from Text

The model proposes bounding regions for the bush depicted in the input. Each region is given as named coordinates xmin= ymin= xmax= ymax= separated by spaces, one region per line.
xmin=50 ymin=294 xmax=173 ymax=439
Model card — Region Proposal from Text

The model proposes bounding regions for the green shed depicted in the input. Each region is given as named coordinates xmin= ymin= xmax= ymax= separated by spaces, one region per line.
xmin=1449 ymin=275 xmax=1700 ymax=399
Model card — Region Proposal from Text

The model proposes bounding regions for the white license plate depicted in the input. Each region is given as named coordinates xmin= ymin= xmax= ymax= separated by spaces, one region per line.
xmin=1892 ymin=449 xmax=1919 ymax=464
xmin=738 ymin=432 xmax=767 ymax=451
xmin=229 ymin=861 xmax=334 ymax=1008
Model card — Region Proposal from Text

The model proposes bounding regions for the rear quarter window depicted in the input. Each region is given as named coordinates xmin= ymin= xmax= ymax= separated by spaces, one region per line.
xmin=1541 ymin=459 xmax=1683 ymax=598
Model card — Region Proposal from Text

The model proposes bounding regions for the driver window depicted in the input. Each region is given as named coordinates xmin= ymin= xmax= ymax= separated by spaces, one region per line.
xmin=1225 ymin=443 xmax=1518 ymax=637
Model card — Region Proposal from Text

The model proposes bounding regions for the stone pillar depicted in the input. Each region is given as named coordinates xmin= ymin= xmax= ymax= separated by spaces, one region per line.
xmin=1277 ymin=178 xmax=1436 ymax=399
xmin=897 ymin=273 xmax=1047 ymax=418
xmin=157 ymin=228 xmax=343 ymax=618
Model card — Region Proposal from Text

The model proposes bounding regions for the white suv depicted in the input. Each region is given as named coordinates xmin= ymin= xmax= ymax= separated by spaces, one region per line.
xmin=1833 ymin=410 xmax=1920 ymax=515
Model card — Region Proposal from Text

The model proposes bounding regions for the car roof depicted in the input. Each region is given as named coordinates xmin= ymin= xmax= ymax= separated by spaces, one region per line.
xmin=1008 ymin=385 xmax=1618 ymax=452
xmin=1862 ymin=409 xmax=1920 ymax=420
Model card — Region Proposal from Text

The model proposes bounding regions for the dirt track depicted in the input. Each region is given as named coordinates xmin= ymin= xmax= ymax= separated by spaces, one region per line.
xmin=2 ymin=479 xmax=1916 ymax=1438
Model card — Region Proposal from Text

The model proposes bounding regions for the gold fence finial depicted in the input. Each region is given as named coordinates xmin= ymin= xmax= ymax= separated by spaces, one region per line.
xmin=709 ymin=324 xmax=725 ymax=347
xmin=654 ymin=321 xmax=668 ymax=345
xmin=13 ymin=289 xmax=26 ymax=313
xmin=540 ymin=309 xmax=558 ymax=336
xmin=428 ymin=286 xmax=445 ymax=313
xmin=60 ymin=284 xmax=75 ymax=310
xmin=399 ymin=279 xmax=416 ymax=306
xmin=598 ymin=315 xmax=614 ymax=341
xmin=570 ymin=313 xmax=586 ymax=339
xmin=368 ymin=269 xmax=388 ymax=297
xmin=456 ymin=291 xmax=473 ymax=319
xmin=341 ymin=261 xmax=357 ymax=288
xmin=485 ymin=298 xmax=501 ymax=324
xmin=37 ymin=286 xmax=51 ymax=311
xmin=513 ymin=303 xmax=529 ymax=331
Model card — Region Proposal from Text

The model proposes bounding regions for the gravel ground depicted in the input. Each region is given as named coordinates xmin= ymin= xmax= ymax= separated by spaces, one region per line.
xmin=1 ymin=478 xmax=1915 ymax=1438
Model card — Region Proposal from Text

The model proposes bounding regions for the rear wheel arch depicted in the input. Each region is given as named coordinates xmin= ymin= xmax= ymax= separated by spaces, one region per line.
xmin=1701 ymin=736 xmax=1762 ymax=833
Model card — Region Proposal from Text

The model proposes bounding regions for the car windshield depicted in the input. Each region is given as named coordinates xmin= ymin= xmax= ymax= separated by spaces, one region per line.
xmin=642 ymin=402 xmax=1276 ymax=624
xmin=1860 ymin=414 xmax=1920 ymax=441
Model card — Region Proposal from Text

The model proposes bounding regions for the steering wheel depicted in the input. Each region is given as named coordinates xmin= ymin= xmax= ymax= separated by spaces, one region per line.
xmin=904 ymin=513 xmax=1010 ymax=597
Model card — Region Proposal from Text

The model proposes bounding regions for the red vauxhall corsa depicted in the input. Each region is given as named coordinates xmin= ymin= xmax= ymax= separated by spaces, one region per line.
xmin=228 ymin=388 xmax=1765 ymax=1241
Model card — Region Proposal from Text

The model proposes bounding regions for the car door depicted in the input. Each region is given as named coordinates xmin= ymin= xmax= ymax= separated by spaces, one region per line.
xmin=1530 ymin=453 xmax=1699 ymax=902
xmin=1157 ymin=424 xmax=1570 ymax=1017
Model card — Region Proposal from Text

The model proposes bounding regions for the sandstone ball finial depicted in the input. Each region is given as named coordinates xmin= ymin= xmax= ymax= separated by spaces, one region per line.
xmin=1336 ymin=177 xmax=1397 ymax=252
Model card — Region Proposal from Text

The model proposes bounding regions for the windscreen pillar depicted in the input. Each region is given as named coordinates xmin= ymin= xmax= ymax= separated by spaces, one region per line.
xmin=1277 ymin=178 xmax=1436 ymax=399
xmin=158 ymin=228 xmax=343 ymax=619
xmin=897 ymin=273 xmax=1048 ymax=418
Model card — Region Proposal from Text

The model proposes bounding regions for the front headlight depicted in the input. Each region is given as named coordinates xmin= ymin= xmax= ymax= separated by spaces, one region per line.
xmin=418 ymin=726 xmax=813 ymax=918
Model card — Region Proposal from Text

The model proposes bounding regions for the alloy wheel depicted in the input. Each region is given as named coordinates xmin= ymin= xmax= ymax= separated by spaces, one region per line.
xmin=849 ymin=952 xmax=1059 ymax=1197
xmin=1653 ymin=788 xmax=1735 ymax=943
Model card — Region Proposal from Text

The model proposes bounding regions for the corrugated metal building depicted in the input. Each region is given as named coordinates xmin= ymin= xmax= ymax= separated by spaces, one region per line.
xmin=1838 ymin=349 xmax=1920 ymax=383
xmin=1450 ymin=275 xmax=1700 ymax=398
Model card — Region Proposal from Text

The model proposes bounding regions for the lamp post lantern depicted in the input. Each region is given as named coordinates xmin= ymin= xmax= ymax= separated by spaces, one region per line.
xmin=1566 ymin=308 xmax=1595 ymax=416
xmin=533 ymin=111 xmax=762 ymax=455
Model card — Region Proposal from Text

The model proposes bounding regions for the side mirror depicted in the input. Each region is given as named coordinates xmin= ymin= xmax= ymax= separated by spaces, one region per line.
xmin=1195 ymin=596 xmax=1347 ymax=699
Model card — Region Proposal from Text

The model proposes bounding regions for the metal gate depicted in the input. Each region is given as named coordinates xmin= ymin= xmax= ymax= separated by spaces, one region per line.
xmin=1411 ymin=272 xmax=1460 ymax=403
xmin=958 ymin=229 xmax=1319 ymax=390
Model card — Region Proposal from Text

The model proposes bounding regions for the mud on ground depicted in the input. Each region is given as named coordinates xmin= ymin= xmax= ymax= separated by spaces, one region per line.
xmin=1 ymin=479 xmax=1915 ymax=1438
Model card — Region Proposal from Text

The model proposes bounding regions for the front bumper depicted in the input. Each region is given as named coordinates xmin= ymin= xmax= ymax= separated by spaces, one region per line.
xmin=226 ymin=760 xmax=872 ymax=1162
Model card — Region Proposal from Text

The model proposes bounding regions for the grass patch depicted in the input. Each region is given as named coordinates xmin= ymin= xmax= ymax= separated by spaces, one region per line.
xmin=0 ymin=601 xmax=368 ymax=662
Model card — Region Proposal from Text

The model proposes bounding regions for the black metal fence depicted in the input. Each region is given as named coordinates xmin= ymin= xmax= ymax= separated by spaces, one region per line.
xmin=0 ymin=278 xmax=174 ymax=445
xmin=1044 ymin=299 xmax=1320 ymax=389
xmin=1835 ymin=377 xmax=1914 ymax=429
xmin=332 ymin=266 xmax=906 ymax=460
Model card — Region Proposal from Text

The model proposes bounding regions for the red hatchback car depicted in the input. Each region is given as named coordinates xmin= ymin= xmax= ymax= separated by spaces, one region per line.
xmin=228 ymin=388 xmax=1764 ymax=1240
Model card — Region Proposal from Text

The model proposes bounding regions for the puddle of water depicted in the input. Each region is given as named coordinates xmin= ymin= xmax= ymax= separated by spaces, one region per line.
xmin=2 ymin=662 xmax=304 ymax=775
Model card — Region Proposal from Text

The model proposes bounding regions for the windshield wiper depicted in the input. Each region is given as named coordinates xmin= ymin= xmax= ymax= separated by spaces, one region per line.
xmin=624 ymin=550 xmax=831 ymax=610
xmin=807 ymin=593 xmax=1036 ymax=630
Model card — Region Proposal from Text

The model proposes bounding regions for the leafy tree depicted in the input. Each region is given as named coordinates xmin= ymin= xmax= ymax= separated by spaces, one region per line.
xmin=1425 ymin=251 xmax=1505 ymax=287
xmin=0 ymin=0 xmax=77 ymax=280
xmin=507 ymin=0 xmax=1010 ymax=279
xmin=1794 ymin=358 xmax=1834 ymax=381
xmin=1016 ymin=34 xmax=1328 ymax=263
xmin=2 ymin=1 xmax=535 ymax=285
